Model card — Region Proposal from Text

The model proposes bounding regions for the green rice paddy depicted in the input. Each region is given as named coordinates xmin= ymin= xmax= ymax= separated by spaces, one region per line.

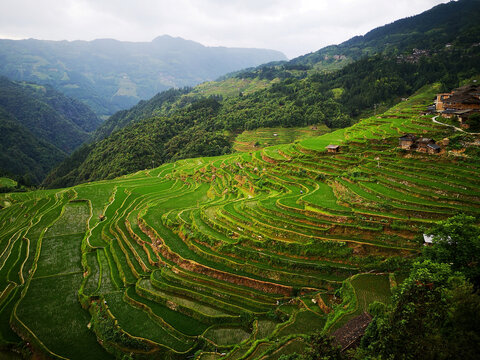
xmin=1 ymin=84 xmax=479 ymax=358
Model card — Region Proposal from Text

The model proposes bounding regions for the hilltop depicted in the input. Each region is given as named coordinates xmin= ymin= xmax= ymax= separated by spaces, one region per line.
xmin=0 ymin=35 xmax=287 ymax=117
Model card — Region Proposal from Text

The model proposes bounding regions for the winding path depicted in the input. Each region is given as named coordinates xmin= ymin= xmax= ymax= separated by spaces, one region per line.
xmin=432 ymin=115 xmax=480 ymax=135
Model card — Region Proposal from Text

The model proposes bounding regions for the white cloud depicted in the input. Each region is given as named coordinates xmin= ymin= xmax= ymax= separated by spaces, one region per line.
xmin=0 ymin=0 xmax=448 ymax=58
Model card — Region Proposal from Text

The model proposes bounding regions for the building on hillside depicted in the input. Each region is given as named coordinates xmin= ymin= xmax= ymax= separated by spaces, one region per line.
xmin=427 ymin=143 xmax=441 ymax=154
xmin=398 ymin=134 xmax=416 ymax=149
xmin=398 ymin=135 xmax=441 ymax=154
xmin=441 ymin=108 xmax=479 ymax=128
xmin=326 ymin=144 xmax=340 ymax=153
xmin=416 ymin=138 xmax=435 ymax=153
xmin=435 ymin=84 xmax=480 ymax=113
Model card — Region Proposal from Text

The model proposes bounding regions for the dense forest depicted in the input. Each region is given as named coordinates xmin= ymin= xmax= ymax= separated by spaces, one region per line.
xmin=0 ymin=77 xmax=101 ymax=183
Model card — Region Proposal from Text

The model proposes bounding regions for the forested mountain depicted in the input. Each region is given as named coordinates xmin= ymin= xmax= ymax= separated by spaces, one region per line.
xmin=93 ymin=88 xmax=192 ymax=142
xmin=0 ymin=35 xmax=286 ymax=116
xmin=0 ymin=77 xmax=100 ymax=183
xmin=231 ymin=0 xmax=480 ymax=78
xmin=44 ymin=0 xmax=480 ymax=188
xmin=86 ymin=0 xmax=480 ymax=144
xmin=0 ymin=109 xmax=66 ymax=184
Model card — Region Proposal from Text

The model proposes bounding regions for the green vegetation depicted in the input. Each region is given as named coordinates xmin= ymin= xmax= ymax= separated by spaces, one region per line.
xmin=2 ymin=82 xmax=480 ymax=358
xmin=1 ymin=2 xmax=480 ymax=358
xmin=0 ymin=77 xmax=101 ymax=184
xmin=45 ymin=9 xmax=480 ymax=188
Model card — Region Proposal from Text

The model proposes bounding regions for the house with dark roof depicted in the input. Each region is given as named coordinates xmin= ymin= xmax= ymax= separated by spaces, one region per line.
xmin=398 ymin=135 xmax=441 ymax=154
xmin=416 ymin=138 xmax=435 ymax=153
xmin=427 ymin=143 xmax=441 ymax=154
xmin=435 ymin=85 xmax=480 ymax=127
xmin=326 ymin=144 xmax=340 ymax=153
xmin=398 ymin=134 xmax=416 ymax=149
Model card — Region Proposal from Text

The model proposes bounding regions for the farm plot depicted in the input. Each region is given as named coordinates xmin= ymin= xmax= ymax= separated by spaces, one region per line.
xmin=0 ymin=84 xmax=479 ymax=359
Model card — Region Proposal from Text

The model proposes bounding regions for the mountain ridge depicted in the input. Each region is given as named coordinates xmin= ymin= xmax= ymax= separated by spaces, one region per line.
xmin=0 ymin=36 xmax=287 ymax=116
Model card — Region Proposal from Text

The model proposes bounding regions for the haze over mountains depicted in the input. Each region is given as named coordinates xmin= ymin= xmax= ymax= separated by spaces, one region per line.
xmin=0 ymin=35 xmax=286 ymax=117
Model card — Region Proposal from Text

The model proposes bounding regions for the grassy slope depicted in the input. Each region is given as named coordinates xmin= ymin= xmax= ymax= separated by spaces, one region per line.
xmin=1 ymin=84 xmax=479 ymax=359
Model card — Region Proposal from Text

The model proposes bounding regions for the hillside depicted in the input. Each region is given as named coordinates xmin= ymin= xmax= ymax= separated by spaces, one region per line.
xmin=0 ymin=109 xmax=66 ymax=184
xmin=1 ymin=84 xmax=479 ymax=359
xmin=0 ymin=36 xmax=287 ymax=116
xmin=0 ymin=77 xmax=101 ymax=183
xmin=45 ymin=41 xmax=480 ymax=188
xmin=55 ymin=0 xmax=480 ymax=186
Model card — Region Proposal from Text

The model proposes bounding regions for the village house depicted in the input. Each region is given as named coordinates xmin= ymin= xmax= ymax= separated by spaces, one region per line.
xmin=416 ymin=138 xmax=435 ymax=153
xmin=427 ymin=143 xmax=441 ymax=154
xmin=326 ymin=144 xmax=340 ymax=153
xmin=435 ymin=85 xmax=480 ymax=127
xmin=398 ymin=135 xmax=441 ymax=154
xmin=398 ymin=134 xmax=416 ymax=150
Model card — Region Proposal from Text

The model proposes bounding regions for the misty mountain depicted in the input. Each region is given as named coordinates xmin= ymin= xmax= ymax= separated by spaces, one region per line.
xmin=0 ymin=35 xmax=287 ymax=116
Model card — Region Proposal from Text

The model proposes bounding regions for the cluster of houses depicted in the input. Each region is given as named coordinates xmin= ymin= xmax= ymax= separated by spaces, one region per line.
xmin=398 ymin=134 xmax=442 ymax=154
xmin=429 ymin=84 xmax=480 ymax=128
xmin=396 ymin=48 xmax=430 ymax=64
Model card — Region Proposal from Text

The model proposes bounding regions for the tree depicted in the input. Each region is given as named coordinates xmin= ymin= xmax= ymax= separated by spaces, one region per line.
xmin=304 ymin=333 xmax=343 ymax=360
xmin=360 ymin=260 xmax=480 ymax=360
xmin=467 ymin=113 xmax=480 ymax=132
xmin=423 ymin=214 xmax=480 ymax=287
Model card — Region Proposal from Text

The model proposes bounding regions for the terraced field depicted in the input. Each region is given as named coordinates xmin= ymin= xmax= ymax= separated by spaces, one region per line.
xmin=233 ymin=125 xmax=330 ymax=152
xmin=1 ymin=84 xmax=479 ymax=359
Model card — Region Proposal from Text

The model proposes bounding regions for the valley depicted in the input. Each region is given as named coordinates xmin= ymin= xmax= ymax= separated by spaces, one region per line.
xmin=1 ymin=1 xmax=480 ymax=359
xmin=1 ymin=84 xmax=478 ymax=358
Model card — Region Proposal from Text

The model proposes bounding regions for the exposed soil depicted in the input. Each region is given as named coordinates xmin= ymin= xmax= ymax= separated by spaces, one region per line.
xmin=332 ymin=312 xmax=372 ymax=351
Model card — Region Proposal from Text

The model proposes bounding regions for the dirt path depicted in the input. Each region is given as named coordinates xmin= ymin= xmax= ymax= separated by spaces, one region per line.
xmin=432 ymin=115 xmax=480 ymax=135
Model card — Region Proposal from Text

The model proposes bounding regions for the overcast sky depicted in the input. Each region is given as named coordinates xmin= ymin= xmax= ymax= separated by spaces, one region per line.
xmin=0 ymin=0 xmax=449 ymax=59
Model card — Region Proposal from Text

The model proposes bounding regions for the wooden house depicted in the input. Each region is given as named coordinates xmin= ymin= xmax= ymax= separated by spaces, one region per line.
xmin=427 ymin=143 xmax=441 ymax=154
xmin=398 ymin=134 xmax=416 ymax=149
xmin=326 ymin=144 xmax=340 ymax=153
xmin=436 ymin=84 xmax=480 ymax=112
xmin=416 ymin=138 xmax=435 ymax=153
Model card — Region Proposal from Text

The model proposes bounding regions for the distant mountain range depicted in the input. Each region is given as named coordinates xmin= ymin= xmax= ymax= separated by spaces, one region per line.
xmin=0 ymin=35 xmax=287 ymax=116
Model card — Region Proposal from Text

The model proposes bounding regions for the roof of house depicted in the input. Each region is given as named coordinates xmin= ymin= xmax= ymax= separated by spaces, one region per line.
xmin=326 ymin=144 xmax=340 ymax=149
xmin=453 ymin=84 xmax=480 ymax=94
xmin=442 ymin=109 xmax=458 ymax=114
xmin=445 ymin=93 xmax=480 ymax=105
xmin=453 ymin=109 xmax=473 ymax=115
xmin=399 ymin=133 xmax=416 ymax=141
xmin=427 ymin=143 xmax=441 ymax=150
xmin=417 ymin=138 xmax=434 ymax=144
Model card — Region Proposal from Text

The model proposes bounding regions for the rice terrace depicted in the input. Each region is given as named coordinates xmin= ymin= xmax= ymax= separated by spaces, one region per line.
xmin=1 ymin=83 xmax=479 ymax=359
